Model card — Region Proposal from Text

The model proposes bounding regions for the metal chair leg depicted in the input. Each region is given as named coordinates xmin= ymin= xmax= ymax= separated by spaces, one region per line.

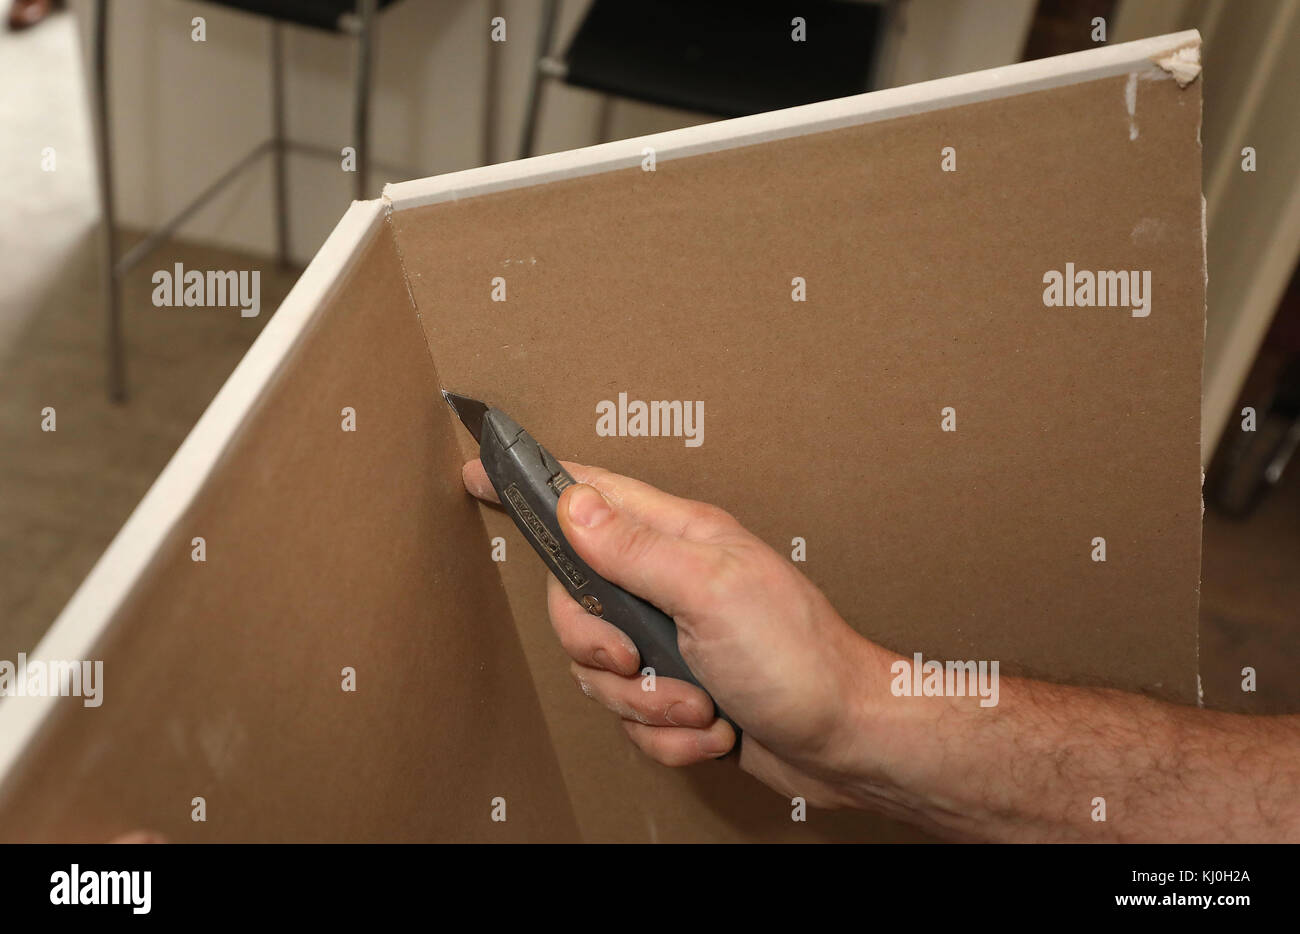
xmin=595 ymin=95 xmax=615 ymax=145
xmin=354 ymin=0 xmax=376 ymax=200
xmin=271 ymin=21 xmax=290 ymax=266
xmin=483 ymin=0 xmax=503 ymax=166
xmin=518 ymin=0 xmax=560 ymax=160
xmin=92 ymin=0 xmax=125 ymax=402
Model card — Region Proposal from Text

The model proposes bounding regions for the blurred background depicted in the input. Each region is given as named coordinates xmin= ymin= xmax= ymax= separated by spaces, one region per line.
xmin=1 ymin=0 xmax=1297 ymax=712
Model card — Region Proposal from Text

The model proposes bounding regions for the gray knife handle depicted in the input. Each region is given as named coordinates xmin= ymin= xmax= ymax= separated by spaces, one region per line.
xmin=477 ymin=408 xmax=740 ymax=751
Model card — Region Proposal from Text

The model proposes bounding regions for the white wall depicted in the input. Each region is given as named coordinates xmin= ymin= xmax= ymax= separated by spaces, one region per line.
xmin=1115 ymin=0 xmax=1300 ymax=456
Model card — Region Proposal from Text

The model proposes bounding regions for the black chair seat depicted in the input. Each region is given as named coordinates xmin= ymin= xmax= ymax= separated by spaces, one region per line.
xmin=193 ymin=0 xmax=399 ymax=32
xmin=563 ymin=0 xmax=885 ymax=118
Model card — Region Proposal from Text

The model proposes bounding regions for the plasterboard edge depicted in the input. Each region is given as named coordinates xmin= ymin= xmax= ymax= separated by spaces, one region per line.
xmin=383 ymin=30 xmax=1201 ymax=211
xmin=0 ymin=198 xmax=388 ymax=787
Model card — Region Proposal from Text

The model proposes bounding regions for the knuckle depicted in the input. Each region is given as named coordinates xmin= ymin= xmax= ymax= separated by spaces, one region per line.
xmin=623 ymin=722 xmax=685 ymax=767
xmin=696 ymin=547 xmax=755 ymax=611
xmin=681 ymin=502 xmax=737 ymax=541
xmin=629 ymin=688 xmax=669 ymax=724
xmin=613 ymin=519 xmax=661 ymax=568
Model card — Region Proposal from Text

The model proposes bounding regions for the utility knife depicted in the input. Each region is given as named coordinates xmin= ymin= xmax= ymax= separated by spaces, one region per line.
xmin=442 ymin=390 xmax=739 ymax=749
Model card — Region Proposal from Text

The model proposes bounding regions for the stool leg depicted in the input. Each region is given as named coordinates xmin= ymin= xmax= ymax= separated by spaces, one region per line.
xmin=354 ymin=0 xmax=377 ymax=200
xmin=483 ymin=0 xmax=503 ymax=166
xmin=92 ymin=0 xmax=126 ymax=402
xmin=518 ymin=0 xmax=559 ymax=160
xmin=271 ymin=21 xmax=290 ymax=266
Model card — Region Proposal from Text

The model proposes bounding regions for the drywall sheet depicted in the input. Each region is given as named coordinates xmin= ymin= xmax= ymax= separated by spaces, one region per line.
xmin=392 ymin=68 xmax=1205 ymax=841
xmin=0 ymin=225 xmax=579 ymax=843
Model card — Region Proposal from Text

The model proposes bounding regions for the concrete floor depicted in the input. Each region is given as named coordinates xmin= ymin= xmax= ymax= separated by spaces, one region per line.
xmin=1 ymin=11 xmax=1296 ymax=714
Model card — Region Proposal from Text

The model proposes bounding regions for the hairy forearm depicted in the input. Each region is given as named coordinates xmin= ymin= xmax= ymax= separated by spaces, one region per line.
xmin=843 ymin=643 xmax=1300 ymax=842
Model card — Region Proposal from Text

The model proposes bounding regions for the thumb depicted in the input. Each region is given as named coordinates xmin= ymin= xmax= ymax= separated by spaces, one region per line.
xmin=557 ymin=483 xmax=721 ymax=620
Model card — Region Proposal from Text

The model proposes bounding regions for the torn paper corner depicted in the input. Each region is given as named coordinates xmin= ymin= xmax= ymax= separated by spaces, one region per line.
xmin=1153 ymin=45 xmax=1201 ymax=87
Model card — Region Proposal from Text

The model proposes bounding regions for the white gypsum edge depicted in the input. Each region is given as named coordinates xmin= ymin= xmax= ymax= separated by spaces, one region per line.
xmin=0 ymin=198 xmax=388 ymax=786
xmin=383 ymin=30 xmax=1200 ymax=212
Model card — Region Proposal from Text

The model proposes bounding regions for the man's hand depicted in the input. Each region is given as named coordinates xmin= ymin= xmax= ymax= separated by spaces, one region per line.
xmin=461 ymin=459 xmax=895 ymax=808
xmin=462 ymin=459 xmax=1300 ymax=842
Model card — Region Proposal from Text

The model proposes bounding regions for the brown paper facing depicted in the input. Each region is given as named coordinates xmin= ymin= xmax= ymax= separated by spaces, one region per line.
xmin=0 ymin=58 xmax=1203 ymax=842
xmin=0 ymin=227 xmax=579 ymax=842
xmin=391 ymin=70 xmax=1204 ymax=842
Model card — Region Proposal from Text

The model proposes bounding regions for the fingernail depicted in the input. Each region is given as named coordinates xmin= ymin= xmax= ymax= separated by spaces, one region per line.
xmin=592 ymin=648 xmax=615 ymax=671
xmin=567 ymin=484 xmax=612 ymax=528
xmin=702 ymin=731 xmax=733 ymax=757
